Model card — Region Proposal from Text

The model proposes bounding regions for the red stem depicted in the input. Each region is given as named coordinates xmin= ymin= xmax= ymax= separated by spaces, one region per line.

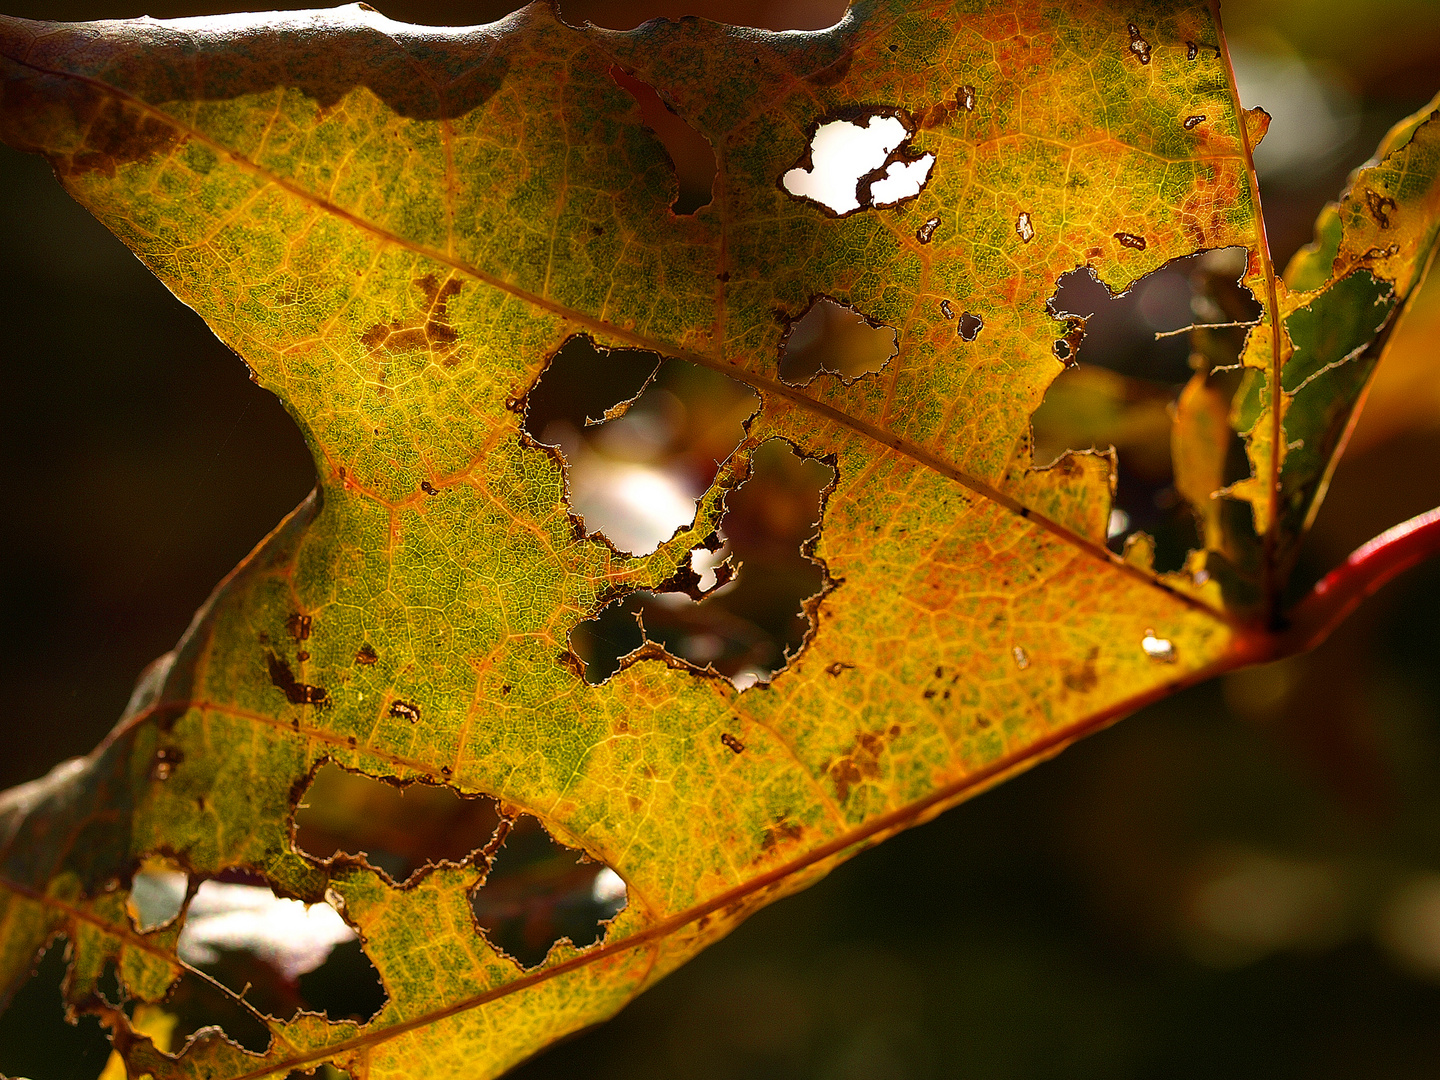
xmin=1278 ymin=505 xmax=1440 ymax=657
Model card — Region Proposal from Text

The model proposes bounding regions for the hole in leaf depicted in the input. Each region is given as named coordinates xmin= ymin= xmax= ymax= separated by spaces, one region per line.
xmin=523 ymin=335 xmax=759 ymax=555
xmin=1043 ymin=248 xmax=1261 ymax=382
xmin=0 ymin=937 xmax=112 ymax=1080
xmin=470 ymin=816 xmax=628 ymax=969
xmin=293 ymin=765 xmax=627 ymax=973
xmin=571 ymin=438 xmax=835 ymax=688
xmin=163 ymin=967 xmax=274 ymax=1055
xmin=1033 ymin=247 xmax=1260 ymax=569
xmin=781 ymin=113 xmax=934 ymax=215
xmin=778 ymin=297 xmax=898 ymax=387
xmin=129 ymin=861 xmax=187 ymax=931
xmin=523 ymin=335 xmax=661 ymax=435
xmin=176 ymin=877 xmax=384 ymax=1025
xmin=608 ymin=66 xmax=716 ymax=215
xmin=294 ymin=762 xmax=502 ymax=884
xmin=869 ymin=155 xmax=936 ymax=207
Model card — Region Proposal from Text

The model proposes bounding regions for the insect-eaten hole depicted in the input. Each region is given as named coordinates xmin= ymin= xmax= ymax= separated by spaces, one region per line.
xmin=781 ymin=111 xmax=935 ymax=215
xmin=470 ymin=816 xmax=628 ymax=969
xmin=129 ymin=857 xmax=187 ymax=931
xmin=292 ymin=764 xmax=627 ymax=971
xmin=778 ymin=297 xmax=898 ymax=387
xmin=294 ymin=762 xmax=503 ymax=885
xmin=165 ymin=872 xmax=386 ymax=1032
xmin=1032 ymin=247 xmax=1261 ymax=569
xmin=0 ymin=937 xmax=112 ymax=1079
xmin=609 ymin=66 xmax=716 ymax=215
xmin=571 ymin=438 xmax=835 ymax=690
xmin=523 ymin=334 xmax=759 ymax=555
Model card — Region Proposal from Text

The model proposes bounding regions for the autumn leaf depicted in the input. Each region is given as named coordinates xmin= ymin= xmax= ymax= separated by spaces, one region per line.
xmin=0 ymin=2 xmax=1438 ymax=1076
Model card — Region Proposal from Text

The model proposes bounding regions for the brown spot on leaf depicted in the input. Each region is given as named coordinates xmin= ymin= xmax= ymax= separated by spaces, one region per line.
xmin=915 ymin=100 xmax=953 ymax=129
xmin=825 ymin=661 xmax=855 ymax=676
xmin=1184 ymin=114 xmax=1206 ymax=130
xmin=807 ymin=50 xmax=853 ymax=86
xmin=420 ymin=479 xmax=439 ymax=496
xmin=389 ymin=700 xmax=420 ymax=723
xmin=359 ymin=274 xmax=463 ymax=365
xmin=355 ymin=643 xmax=378 ymax=666
xmin=720 ymin=733 xmax=745 ymax=754
xmin=1366 ymin=190 xmax=1397 ymax=229
xmin=1127 ymin=23 xmax=1151 ymax=64
xmin=759 ymin=818 xmax=804 ymax=853
xmin=285 ymin=613 xmax=312 ymax=641
xmin=266 ymin=652 xmax=328 ymax=706
xmin=1114 ymin=231 xmax=1147 ymax=251
xmin=1063 ymin=646 xmax=1100 ymax=694
xmin=825 ymin=729 xmax=891 ymax=804
xmin=4 ymin=80 xmax=183 ymax=178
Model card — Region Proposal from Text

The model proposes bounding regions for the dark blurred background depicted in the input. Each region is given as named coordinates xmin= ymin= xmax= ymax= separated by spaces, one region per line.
xmin=3 ymin=0 xmax=1440 ymax=1076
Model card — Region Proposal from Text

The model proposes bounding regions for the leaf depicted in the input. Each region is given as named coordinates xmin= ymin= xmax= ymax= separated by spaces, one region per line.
xmin=0 ymin=3 xmax=1436 ymax=1076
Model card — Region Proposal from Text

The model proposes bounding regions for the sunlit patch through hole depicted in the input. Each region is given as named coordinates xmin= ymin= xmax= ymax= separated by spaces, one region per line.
xmin=781 ymin=113 xmax=935 ymax=215
xmin=608 ymin=65 xmax=717 ymax=215
xmin=179 ymin=878 xmax=382 ymax=1026
xmin=1031 ymin=247 xmax=1261 ymax=569
xmin=523 ymin=335 xmax=759 ymax=555
xmin=116 ymin=863 xmax=387 ymax=1056
xmin=293 ymin=764 xmax=628 ymax=971
xmin=129 ymin=860 xmax=186 ymax=931
xmin=570 ymin=438 xmax=836 ymax=689
xmin=778 ymin=297 xmax=898 ymax=387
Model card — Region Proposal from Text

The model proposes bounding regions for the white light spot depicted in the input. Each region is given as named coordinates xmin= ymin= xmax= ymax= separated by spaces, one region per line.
xmin=870 ymin=153 xmax=936 ymax=206
xmin=1016 ymin=211 xmax=1035 ymax=243
xmin=1107 ymin=508 xmax=1130 ymax=538
xmin=690 ymin=544 xmax=729 ymax=592
xmin=568 ymin=458 xmax=697 ymax=556
xmin=591 ymin=867 xmax=628 ymax=907
xmin=1012 ymin=645 xmax=1030 ymax=670
xmin=730 ymin=669 xmax=763 ymax=691
xmin=129 ymin=869 xmax=187 ymax=932
xmin=178 ymin=881 xmax=357 ymax=980
xmin=1141 ymin=630 xmax=1176 ymax=663
xmin=782 ymin=115 xmax=918 ymax=214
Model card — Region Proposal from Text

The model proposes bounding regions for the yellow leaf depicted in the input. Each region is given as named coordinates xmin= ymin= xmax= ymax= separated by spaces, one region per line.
xmin=0 ymin=4 xmax=1437 ymax=1077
